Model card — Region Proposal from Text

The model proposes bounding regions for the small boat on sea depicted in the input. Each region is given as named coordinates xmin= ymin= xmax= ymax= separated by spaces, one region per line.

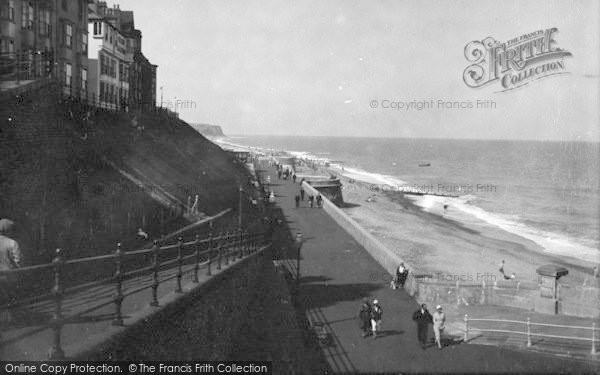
xmin=418 ymin=163 xmax=431 ymax=167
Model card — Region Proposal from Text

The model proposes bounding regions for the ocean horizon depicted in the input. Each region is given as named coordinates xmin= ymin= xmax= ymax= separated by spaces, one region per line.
xmin=227 ymin=134 xmax=600 ymax=144
xmin=217 ymin=135 xmax=600 ymax=264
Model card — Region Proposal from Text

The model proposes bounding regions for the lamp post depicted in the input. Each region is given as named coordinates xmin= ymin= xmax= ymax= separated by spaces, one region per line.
xmin=296 ymin=233 xmax=304 ymax=293
xmin=238 ymin=184 xmax=243 ymax=230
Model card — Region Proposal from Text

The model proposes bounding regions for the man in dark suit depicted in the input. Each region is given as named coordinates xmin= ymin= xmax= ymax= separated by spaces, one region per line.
xmin=412 ymin=303 xmax=433 ymax=349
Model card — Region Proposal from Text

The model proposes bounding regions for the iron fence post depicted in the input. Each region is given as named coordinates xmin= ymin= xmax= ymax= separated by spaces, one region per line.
xmin=224 ymin=232 xmax=230 ymax=266
xmin=526 ymin=317 xmax=532 ymax=347
xmin=48 ymin=249 xmax=65 ymax=359
xmin=150 ymin=240 xmax=160 ymax=307
xmin=592 ymin=323 xmax=597 ymax=355
xmin=464 ymin=314 xmax=468 ymax=342
xmin=243 ymin=230 xmax=249 ymax=256
xmin=217 ymin=232 xmax=222 ymax=270
xmin=194 ymin=234 xmax=201 ymax=281
xmin=206 ymin=232 xmax=213 ymax=277
xmin=175 ymin=237 xmax=183 ymax=293
xmin=238 ymin=229 xmax=243 ymax=259
xmin=112 ymin=242 xmax=124 ymax=326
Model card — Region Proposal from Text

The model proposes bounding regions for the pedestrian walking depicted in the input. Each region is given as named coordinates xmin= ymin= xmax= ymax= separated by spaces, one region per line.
xmin=433 ymin=305 xmax=446 ymax=349
xmin=358 ymin=299 xmax=372 ymax=338
xmin=412 ymin=303 xmax=432 ymax=349
xmin=293 ymin=173 xmax=297 ymax=183
xmin=370 ymin=299 xmax=383 ymax=338
xmin=316 ymin=194 xmax=323 ymax=208
xmin=300 ymin=188 xmax=305 ymax=201
xmin=294 ymin=194 xmax=300 ymax=208
xmin=396 ymin=262 xmax=409 ymax=289
xmin=308 ymin=195 xmax=314 ymax=208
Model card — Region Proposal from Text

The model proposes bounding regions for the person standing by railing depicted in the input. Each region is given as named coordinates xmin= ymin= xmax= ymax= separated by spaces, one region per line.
xmin=395 ymin=262 xmax=409 ymax=289
xmin=0 ymin=218 xmax=21 ymax=313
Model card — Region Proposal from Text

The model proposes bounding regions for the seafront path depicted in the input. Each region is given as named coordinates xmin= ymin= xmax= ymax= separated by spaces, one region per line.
xmin=264 ymin=164 xmax=600 ymax=374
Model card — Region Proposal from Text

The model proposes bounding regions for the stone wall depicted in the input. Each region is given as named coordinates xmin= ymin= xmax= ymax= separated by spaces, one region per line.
xmin=74 ymin=246 xmax=271 ymax=360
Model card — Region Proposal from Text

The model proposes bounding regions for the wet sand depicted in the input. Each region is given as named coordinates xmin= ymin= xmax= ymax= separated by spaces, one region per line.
xmin=297 ymin=163 xmax=597 ymax=288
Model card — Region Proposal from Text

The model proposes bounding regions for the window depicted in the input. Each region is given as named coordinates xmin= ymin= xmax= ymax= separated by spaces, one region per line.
xmin=65 ymin=24 xmax=73 ymax=48
xmin=65 ymin=63 xmax=72 ymax=87
xmin=38 ymin=8 xmax=51 ymax=36
xmin=81 ymin=68 xmax=87 ymax=91
xmin=21 ymin=1 xmax=33 ymax=29
xmin=99 ymin=82 xmax=105 ymax=101
xmin=110 ymin=59 xmax=116 ymax=78
xmin=0 ymin=39 xmax=15 ymax=54
xmin=1 ymin=0 xmax=15 ymax=22
xmin=81 ymin=33 xmax=87 ymax=53
xmin=93 ymin=21 xmax=101 ymax=36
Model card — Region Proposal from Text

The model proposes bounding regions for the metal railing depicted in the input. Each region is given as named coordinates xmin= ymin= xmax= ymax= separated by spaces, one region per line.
xmin=0 ymin=209 xmax=268 ymax=359
xmin=464 ymin=315 xmax=598 ymax=356
xmin=0 ymin=52 xmax=53 ymax=84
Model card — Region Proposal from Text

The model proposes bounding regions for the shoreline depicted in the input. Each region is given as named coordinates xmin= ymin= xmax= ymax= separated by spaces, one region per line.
xmin=329 ymin=169 xmax=596 ymax=287
xmin=215 ymin=137 xmax=598 ymax=287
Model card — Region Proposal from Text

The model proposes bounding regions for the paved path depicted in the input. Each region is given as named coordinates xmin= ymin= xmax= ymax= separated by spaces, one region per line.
xmin=264 ymin=164 xmax=600 ymax=374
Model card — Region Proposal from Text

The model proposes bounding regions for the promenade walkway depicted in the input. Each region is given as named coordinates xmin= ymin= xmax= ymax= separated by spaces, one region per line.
xmin=264 ymin=164 xmax=600 ymax=374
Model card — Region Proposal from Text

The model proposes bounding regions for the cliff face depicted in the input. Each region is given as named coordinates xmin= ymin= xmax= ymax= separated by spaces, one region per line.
xmin=191 ymin=123 xmax=225 ymax=137
xmin=0 ymin=84 xmax=246 ymax=268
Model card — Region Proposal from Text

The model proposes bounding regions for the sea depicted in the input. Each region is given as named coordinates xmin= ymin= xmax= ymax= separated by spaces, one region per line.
xmin=217 ymin=136 xmax=600 ymax=264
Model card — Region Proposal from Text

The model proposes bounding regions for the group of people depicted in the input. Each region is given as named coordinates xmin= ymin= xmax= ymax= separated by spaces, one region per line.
xmin=357 ymin=261 xmax=448 ymax=349
xmin=276 ymin=164 xmax=296 ymax=181
xmin=412 ymin=303 xmax=446 ymax=349
xmin=358 ymin=299 xmax=384 ymax=338
xmin=357 ymin=299 xmax=447 ymax=349
xmin=295 ymin=190 xmax=323 ymax=209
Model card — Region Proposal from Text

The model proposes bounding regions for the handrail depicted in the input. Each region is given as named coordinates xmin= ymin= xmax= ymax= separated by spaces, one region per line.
xmin=0 ymin=209 xmax=232 ymax=274
xmin=1 ymin=223 xmax=268 ymax=360
xmin=464 ymin=314 xmax=598 ymax=355
xmin=467 ymin=317 xmax=595 ymax=331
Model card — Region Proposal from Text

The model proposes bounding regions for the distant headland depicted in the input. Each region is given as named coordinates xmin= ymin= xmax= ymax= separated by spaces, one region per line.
xmin=191 ymin=123 xmax=225 ymax=137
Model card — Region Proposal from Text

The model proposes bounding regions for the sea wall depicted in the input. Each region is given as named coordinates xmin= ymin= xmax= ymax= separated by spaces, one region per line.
xmin=72 ymin=245 xmax=271 ymax=360
xmin=301 ymin=182 xmax=600 ymax=319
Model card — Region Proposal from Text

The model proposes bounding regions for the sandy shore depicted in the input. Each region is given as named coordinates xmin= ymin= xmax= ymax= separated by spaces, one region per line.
xmin=296 ymin=162 xmax=597 ymax=289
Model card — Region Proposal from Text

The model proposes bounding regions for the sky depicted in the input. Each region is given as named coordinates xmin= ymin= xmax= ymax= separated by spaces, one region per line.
xmin=115 ymin=0 xmax=600 ymax=141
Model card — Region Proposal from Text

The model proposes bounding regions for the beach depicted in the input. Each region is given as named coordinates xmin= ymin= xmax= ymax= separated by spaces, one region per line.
xmin=325 ymin=166 xmax=596 ymax=288
xmin=216 ymin=136 xmax=599 ymax=289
